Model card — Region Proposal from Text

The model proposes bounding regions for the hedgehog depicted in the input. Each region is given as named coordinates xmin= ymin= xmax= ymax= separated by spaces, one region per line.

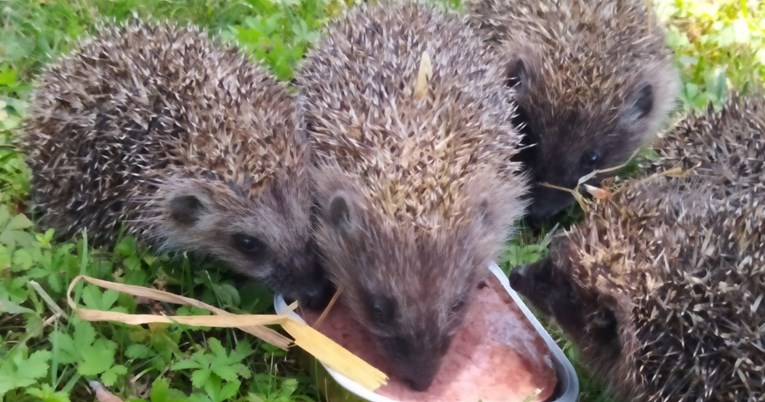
xmin=21 ymin=20 xmax=333 ymax=309
xmin=508 ymin=172 xmax=765 ymax=401
xmin=465 ymin=0 xmax=680 ymax=224
xmin=295 ymin=0 xmax=529 ymax=391
xmin=645 ymin=90 xmax=765 ymax=195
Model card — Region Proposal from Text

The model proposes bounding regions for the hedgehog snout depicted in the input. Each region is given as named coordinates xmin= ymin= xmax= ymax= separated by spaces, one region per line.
xmin=526 ymin=184 xmax=576 ymax=225
xmin=508 ymin=265 xmax=528 ymax=290
xmin=299 ymin=278 xmax=334 ymax=310
xmin=281 ymin=254 xmax=334 ymax=311
xmin=507 ymin=262 xmax=558 ymax=316
xmin=377 ymin=333 xmax=447 ymax=392
xmin=399 ymin=349 xmax=443 ymax=392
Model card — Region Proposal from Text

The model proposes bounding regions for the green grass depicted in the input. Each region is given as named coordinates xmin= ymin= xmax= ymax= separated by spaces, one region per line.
xmin=1 ymin=0 xmax=763 ymax=401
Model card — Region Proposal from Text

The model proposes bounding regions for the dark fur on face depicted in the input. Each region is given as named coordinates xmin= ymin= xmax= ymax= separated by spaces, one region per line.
xmin=312 ymin=172 xmax=512 ymax=391
xmin=466 ymin=0 xmax=680 ymax=224
xmin=152 ymin=174 xmax=332 ymax=309
xmin=509 ymin=52 xmax=663 ymax=223
xmin=509 ymin=254 xmax=622 ymax=369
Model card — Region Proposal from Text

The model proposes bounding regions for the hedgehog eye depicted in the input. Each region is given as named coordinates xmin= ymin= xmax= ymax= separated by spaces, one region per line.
xmin=232 ymin=234 xmax=265 ymax=256
xmin=580 ymin=151 xmax=601 ymax=171
xmin=369 ymin=296 xmax=395 ymax=324
xmin=450 ymin=298 xmax=466 ymax=313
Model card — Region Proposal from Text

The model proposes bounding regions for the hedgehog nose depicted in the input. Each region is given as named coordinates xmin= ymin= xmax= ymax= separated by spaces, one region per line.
xmin=300 ymin=280 xmax=335 ymax=310
xmin=508 ymin=266 xmax=528 ymax=290
xmin=400 ymin=353 xmax=442 ymax=392
xmin=404 ymin=370 xmax=437 ymax=392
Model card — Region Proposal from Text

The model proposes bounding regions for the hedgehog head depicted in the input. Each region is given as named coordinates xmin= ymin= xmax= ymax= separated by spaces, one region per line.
xmin=299 ymin=1 xmax=528 ymax=389
xmin=509 ymin=176 xmax=701 ymax=382
xmin=512 ymin=172 xmax=765 ymax=400
xmin=510 ymin=240 xmax=625 ymax=356
xmin=466 ymin=0 xmax=680 ymax=223
xmin=313 ymin=166 xmax=520 ymax=390
xmin=507 ymin=45 xmax=677 ymax=223
xmin=21 ymin=20 xmax=333 ymax=310
xmin=119 ymin=25 xmax=333 ymax=309
xmin=150 ymin=169 xmax=331 ymax=310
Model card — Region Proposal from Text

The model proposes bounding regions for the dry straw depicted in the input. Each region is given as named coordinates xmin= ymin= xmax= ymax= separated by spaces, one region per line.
xmin=538 ymin=147 xmax=698 ymax=212
xmin=66 ymin=275 xmax=389 ymax=391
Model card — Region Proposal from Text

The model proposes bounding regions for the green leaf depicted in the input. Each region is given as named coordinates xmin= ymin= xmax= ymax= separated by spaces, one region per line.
xmin=101 ymin=290 xmax=120 ymax=310
xmin=210 ymin=283 xmax=240 ymax=307
xmin=150 ymin=377 xmax=170 ymax=402
xmin=0 ymin=212 xmax=36 ymax=248
xmin=7 ymin=276 xmax=30 ymax=299
xmin=0 ymin=67 xmax=18 ymax=87
xmin=49 ymin=331 xmax=78 ymax=365
xmin=0 ymin=298 xmax=35 ymax=314
xmin=216 ymin=380 xmax=240 ymax=401
xmin=230 ymin=341 xmax=253 ymax=362
xmin=100 ymin=364 xmax=127 ymax=386
xmin=170 ymin=359 xmax=202 ymax=371
xmin=78 ymin=339 xmax=117 ymax=376
xmin=247 ymin=394 xmax=265 ymax=402
xmin=0 ymin=245 xmax=10 ymax=271
xmin=25 ymin=384 xmax=71 ymax=402
xmin=12 ymin=248 xmax=35 ymax=271
xmin=0 ymin=207 xmax=9 ymax=227
xmin=81 ymin=285 xmax=103 ymax=309
xmin=191 ymin=368 xmax=211 ymax=388
xmin=17 ymin=349 xmax=52 ymax=380
xmin=125 ymin=344 xmax=152 ymax=360
xmin=0 ymin=348 xmax=52 ymax=395
xmin=25 ymin=314 xmax=44 ymax=339
xmin=34 ymin=228 xmax=55 ymax=248
xmin=114 ymin=236 xmax=137 ymax=256
xmin=48 ymin=272 xmax=63 ymax=294
xmin=210 ymin=365 xmax=239 ymax=383
xmin=278 ymin=378 xmax=298 ymax=397
xmin=72 ymin=321 xmax=97 ymax=350
xmin=188 ymin=393 xmax=213 ymax=402
xmin=7 ymin=214 xmax=32 ymax=230
xmin=207 ymin=338 xmax=225 ymax=357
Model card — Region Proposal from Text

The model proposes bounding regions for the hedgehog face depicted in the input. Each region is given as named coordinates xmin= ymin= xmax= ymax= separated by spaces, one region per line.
xmin=314 ymin=189 xmax=495 ymax=391
xmin=509 ymin=257 xmax=590 ymax=336
xmin=497 ymin=49 xmax=678 ymax=225
xmin=157 ymin=177 xmax=333 ymax=310
xmin=509 ymin=255 xmax=620 ymax=357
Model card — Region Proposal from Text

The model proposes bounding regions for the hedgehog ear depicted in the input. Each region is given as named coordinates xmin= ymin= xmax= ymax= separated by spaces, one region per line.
xmin=328 ymin=191 xmax=357 ymax=235
xmin=169 ymin=195 xmax=208 ymax=226
xmin=624 ymin=83 xmax=654 ymax=123
xmin=589 ymin=298 xmax=619 ymax=343
xmin=592 ymin=306 xmax=618 ymax=330
xmin=506 ymin=58 xmax=528 ymax=91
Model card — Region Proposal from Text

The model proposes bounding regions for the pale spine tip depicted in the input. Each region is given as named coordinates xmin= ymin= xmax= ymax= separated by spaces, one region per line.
xmin=413 ymin=51 xmax=432 ymax=100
